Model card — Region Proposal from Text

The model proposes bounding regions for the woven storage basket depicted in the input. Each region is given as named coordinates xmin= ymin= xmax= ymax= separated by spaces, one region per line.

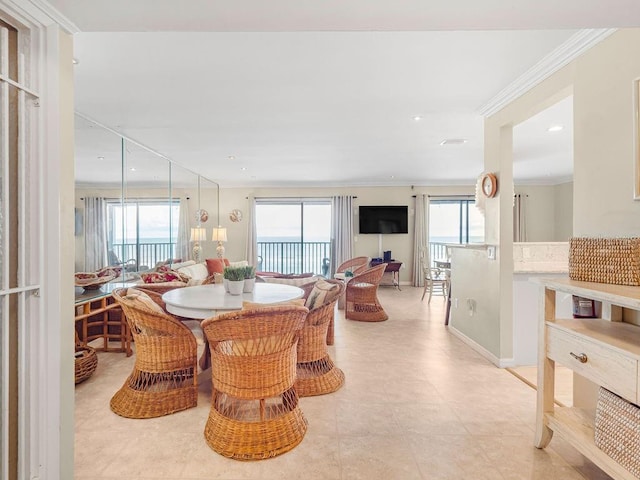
xmin=594 ymin=387 xmax=640 ymax=478
xmin=75 ymin=345 xmax=98 ymax=384
xmin=569 ymin=237 xmax=640 ymax=286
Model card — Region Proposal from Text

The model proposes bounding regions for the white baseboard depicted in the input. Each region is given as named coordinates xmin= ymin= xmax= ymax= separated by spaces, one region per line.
xmin=448 ymin=325 xmax=515 ymax=368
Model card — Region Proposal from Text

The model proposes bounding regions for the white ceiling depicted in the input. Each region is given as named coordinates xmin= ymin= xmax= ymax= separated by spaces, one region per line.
xmin=57 ymin=1 xmax=640 ymax=188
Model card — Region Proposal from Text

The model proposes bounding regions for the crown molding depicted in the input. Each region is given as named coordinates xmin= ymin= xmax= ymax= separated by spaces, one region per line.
xmin=477 ymin=28 xmax=616 ymax=117
xmin=19 ymin=0 xmax=81 ymax=33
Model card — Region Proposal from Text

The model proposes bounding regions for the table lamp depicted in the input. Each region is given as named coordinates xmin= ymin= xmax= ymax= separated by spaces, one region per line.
xmin=212 ymin=226 xmax=227 ymax=259
xmin=190 ymin=227 xmax=207 ymax=262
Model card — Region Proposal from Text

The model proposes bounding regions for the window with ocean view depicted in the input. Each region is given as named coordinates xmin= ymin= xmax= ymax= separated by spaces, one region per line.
xmin=255 ymin=200 xmax=331 ymax=275
xmin=429 ymin=198 xmax=484 ymax=261
xmin=107 ymin=199 xmax=180 ymax=270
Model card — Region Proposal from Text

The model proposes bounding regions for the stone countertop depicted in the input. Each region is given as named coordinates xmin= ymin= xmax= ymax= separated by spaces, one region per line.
xmin=513 ymin=262 xmax=568 ymax=274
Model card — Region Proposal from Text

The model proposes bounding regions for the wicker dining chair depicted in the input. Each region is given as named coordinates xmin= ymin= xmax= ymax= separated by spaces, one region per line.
xmin=336 ymin=256 xmax=370 ymax=275
xmin=110 ymin=287 xmax=199 ymax=418
xmin=296 ymin=280 xmax=345 ymax=396
xmin=345 ymin=263 xmax=388 ymax=322
xmin=201 ymin=305 xmax=309 ymax=460
xmin=300 ymin=279 xmax=340 ymax=345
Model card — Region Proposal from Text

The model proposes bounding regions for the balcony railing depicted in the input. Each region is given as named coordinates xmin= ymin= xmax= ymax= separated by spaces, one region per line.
xmin=110 ymin=240 xmax=454 ymax=274
xmin=111 ymin=242 xmax=175 ymax=271
xmin=257 ymin=241 xmax=331 ymax=276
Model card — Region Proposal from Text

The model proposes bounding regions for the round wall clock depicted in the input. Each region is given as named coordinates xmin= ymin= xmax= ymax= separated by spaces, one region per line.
xmin=481 ymin=173 xmax=498 ymax=198
xmin=229 ymin=209 xmax=243 ymax=223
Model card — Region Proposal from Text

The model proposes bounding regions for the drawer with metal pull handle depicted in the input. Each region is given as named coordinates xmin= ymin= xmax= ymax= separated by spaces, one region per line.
xmin=547 ymin=323 xmax=638 ymax=404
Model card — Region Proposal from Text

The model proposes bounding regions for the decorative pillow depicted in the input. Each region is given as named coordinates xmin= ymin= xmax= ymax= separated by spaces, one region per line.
xmin=167 ymin=260 xmax=196 ymax=271
xmin=206 ymin=258 xmax=230 ymax=275
xmin=124 ymin=287 xmax=165 ymax=314
xmin=140 ymin=268 xmax=189 ymax=284
xmin=177 ymin=263 xmax=209 ymax=285
xmin=305 ymin=279 xmax=341 ymax=310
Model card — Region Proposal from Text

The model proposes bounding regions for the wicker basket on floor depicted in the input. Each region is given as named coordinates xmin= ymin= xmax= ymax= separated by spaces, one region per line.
xmin=569 ymin=237 xmax=640 ymax=286
xmin=594 ymin=387 xmax=640 ymax=478
xmin=75 ymin=345 xmax=98 ymax=384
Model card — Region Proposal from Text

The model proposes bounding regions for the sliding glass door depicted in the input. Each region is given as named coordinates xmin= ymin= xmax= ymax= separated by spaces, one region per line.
xmin=429 ymin=198 xmax=484 ymax=263
xmin=255 ymin=200 xmax=331 ymax=275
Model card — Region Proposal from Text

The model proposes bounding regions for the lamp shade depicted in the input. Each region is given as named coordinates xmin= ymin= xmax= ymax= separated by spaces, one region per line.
xmin=212 ymin=227 xmax=227 ymax=242
xmin=190 ymin=227 xmax=207 ymax=242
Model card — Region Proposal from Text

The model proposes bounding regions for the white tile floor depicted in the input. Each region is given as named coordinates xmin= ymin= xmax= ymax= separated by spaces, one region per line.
xmin=74 ymin=286 xmax=613 ymax=479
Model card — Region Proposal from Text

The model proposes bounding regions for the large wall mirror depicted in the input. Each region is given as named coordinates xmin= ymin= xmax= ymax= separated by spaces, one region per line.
xmin=74 ymin=114 xmax=219 ymax=275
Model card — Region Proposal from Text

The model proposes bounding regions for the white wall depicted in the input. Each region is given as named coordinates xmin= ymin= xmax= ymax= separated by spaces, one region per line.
xmin=514 ymin=182 xmax=573 ymax=242
xmin=455 ymin=29 xmax=640 ymax=365
xmin=554 ymin=182 xmax=573 ymax=241
xmin=572 ymin=29 xmax=640 ymax=236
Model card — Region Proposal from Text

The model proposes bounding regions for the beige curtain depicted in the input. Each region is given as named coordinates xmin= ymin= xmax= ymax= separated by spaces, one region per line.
xmin=514 ymin=194 xmax=527 ymax=242
xmin=175 ymin=197 xmax=190 ymax=262
xmin=245 ymin=196 xmax=258 ymax=268
xmin=84 ymin=197 xmax=107 ymax=271
xmin=330 ymin=196 xmax=354 ymax=277
xmin=412 ymin=194 xmax=428 ymax=286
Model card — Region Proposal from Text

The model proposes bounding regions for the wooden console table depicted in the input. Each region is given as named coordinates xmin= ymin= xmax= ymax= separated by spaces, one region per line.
xmin=534 ymin=277 xmax=640 ymax=479
xmin=371 ymin=260 xmax=402 ymax=290
xmin=75 ymin=282 xmax=132 ymax=356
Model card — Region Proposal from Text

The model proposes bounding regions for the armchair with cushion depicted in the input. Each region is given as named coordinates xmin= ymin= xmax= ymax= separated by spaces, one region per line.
xmin=336 ymin=256 xmax=371 ymax=276
xmin=110 ymin=287 xmax=202 ymax=418
xmin=345 ymin=263 xmax=388 ymax=322
xmin=201 ymin=305 xmax=309 ymax=460
xmin=296 ymin=279 xmax=345 ymax=396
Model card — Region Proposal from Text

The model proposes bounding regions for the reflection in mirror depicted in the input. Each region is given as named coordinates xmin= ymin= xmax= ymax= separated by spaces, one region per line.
xmin=74 ymin=113 xmax=219 ymax=278
xmin=74 ymin=114 xmax=124 ymax=273
xmin=199 ymin=177 xmax=220 ymax=260
xmin=117 ymin=139 xmax=173 ymax=272
xmin=512 ymin=95 xmax=574 ymax=242
xmin=169 ymin=163 xmax=200 ymax=265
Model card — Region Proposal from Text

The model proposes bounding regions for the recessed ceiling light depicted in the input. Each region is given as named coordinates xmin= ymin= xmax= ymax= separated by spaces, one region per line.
xmin=129 ymin=167 xmax=136 ymax=172
xmin=440 ymin=138 xmax=468 ymax=146
xmin=413 ymin=116 xmax=422 ymax=121
xmin=241 ymin=167 xmax=247 ymax=171
xmin=228 ymin=156 xmax=235 ymax=160
xmin=548 ymin=125 xmax=564 ymax=132
xmin=97 ymin=156 xmax=104 ymax=161
xmin=390 ymin=175 xmax=395 ymax=179
xmin=72 ymin=58 xmax=79 ymax=65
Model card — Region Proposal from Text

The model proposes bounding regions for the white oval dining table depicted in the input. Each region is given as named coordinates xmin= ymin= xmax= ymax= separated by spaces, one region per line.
xmin=161 ymin=282 xmax=304 ymax=320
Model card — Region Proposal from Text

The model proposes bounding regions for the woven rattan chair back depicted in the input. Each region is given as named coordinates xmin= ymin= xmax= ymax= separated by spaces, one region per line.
xmin=110 ymin=288 xmax=198 ymax=418
xmin=201 ymin=305 xmax=309 ymax=460
xmin=345 ymin=263 xmax=388 ymax=322
xmin=336 ymin=256 xmax=370 ymax=275
xmin=301 ymin=278 xmax=343 ymax=345
xmin=296 ymin=281 xmax=345 ymax=396
xmin=131 ymin=282 xmax=187 ymax=295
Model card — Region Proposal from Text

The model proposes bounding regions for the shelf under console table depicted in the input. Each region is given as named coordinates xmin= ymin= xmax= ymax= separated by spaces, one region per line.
xmin=534 ymin=277 xmax=640 ymax=480
xmin=75 ymin=282 xmax=133 ymax=356
xmin=370 ymin=260 xmax=402 ymax=290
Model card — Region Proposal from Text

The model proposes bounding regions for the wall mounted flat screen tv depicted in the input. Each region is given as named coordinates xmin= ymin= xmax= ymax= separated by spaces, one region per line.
xmin=359 ymin=205 xmax=408 ymax=234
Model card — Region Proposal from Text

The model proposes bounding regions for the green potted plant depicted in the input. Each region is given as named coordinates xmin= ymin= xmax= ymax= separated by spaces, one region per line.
xmin=243 ymin=265 xmax=257 ymax=293
xmin=223 ymin=266 xmax=245 ymax=295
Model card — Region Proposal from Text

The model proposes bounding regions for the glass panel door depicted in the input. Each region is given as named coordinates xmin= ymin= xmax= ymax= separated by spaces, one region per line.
xmin=256 ymin=201 xmax=331 ymax=275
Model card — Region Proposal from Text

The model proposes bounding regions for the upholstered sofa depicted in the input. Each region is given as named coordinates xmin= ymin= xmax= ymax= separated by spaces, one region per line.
xmin=136 ymin=259 xmax=249 ymax=289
